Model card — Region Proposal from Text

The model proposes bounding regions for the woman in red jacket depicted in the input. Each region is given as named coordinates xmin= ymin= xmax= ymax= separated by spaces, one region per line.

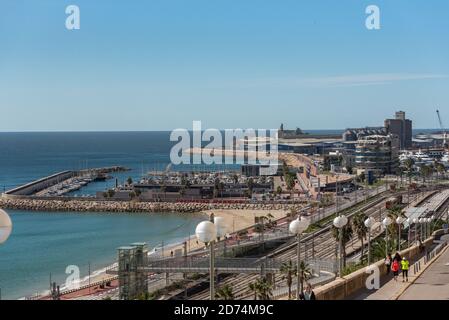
xmin=391 ymin=259 xmax=400 ymax=281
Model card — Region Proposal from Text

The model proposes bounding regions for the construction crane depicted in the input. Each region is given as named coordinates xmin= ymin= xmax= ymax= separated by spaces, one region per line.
xmin=436 ymin=109 xmax=448 ymax=149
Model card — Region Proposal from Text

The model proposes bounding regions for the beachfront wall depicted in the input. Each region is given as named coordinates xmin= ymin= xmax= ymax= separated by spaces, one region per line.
xmin=313 ymin=235 xmax=436 ymax=300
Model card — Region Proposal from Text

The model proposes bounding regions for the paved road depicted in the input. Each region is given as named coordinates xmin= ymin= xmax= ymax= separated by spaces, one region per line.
xmin=399 ymin=238 xmax=449 ymax=300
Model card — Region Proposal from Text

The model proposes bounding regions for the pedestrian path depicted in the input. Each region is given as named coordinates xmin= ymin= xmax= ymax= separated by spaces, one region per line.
xmin=352 ymin=264 xmax=419 ymax=300
xmin=398 ymin=236 xmax=449 ymax=300
xmin=351 ymin=242 xmax=446 ymax=300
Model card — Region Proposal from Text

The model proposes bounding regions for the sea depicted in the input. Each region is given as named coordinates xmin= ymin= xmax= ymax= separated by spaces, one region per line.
xmin=0 ymin=131 xmax=208 ymax=300
xmin=0 ymin=129 xmax=438 ymax=299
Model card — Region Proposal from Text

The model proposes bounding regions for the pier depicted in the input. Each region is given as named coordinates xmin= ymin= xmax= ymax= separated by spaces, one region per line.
xmin=2 ymin=166 xmax=129 ymax=199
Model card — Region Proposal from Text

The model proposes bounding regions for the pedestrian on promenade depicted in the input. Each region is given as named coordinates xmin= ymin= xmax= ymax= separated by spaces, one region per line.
xmin=391 ymin=259 xmax=400 ymax=281
xmin=401 ymin=257 xmax=410 ymax=282
xmin=385 ymin=254 xmax=392 ymax=275
xmin=300 ymin=283 xmax=316 ymax=300
xmin=394 ymin=252 xmax=402 ymax=263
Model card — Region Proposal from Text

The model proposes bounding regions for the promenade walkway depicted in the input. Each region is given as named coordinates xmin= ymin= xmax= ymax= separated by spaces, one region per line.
xmin=351 ymin=236 xmax=448 ymax=300
xmin=398 ymin=236 xmax=449 ymax=300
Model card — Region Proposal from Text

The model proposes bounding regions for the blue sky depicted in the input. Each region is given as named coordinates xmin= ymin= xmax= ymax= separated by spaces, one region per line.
xmin=1 ymin=0 xmax=449 ymax=131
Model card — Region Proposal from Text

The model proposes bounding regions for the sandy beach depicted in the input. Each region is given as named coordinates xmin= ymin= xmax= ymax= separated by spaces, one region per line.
xmin=154 ymin=208 xmax=289 ymax=257
xmin=43 ymin=208 xmax=289 ymax=300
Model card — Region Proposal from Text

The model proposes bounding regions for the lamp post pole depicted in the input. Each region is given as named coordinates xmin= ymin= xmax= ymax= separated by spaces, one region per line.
xmin=296 ymin=233 xmax=301 ymax=300
xmin=196 ymin=217 xmax=227 ymax=301
xmin=289 ymin=216 xmax=310 ymax=300
xmin=383 ymin=217 xmax=393 ymax=257
xmin=413 ymin=218 xmax=419 ymax=244
xmin=333 ymin=215 xmax=348 ymax=277
xmin=396 ymin=217 xmax=405 ymax=252
xmin=364 ymin=217 xmax=375 ymax=265
xmin=209 ymin=240 xmax=215 ymax=300
xmin=406 ymin=218 xmax=411 ymax=249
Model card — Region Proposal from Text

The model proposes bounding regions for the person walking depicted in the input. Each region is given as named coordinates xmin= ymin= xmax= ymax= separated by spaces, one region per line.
xmin=391 ymin=259 xmax=400 ymax=281
xmin=401 ymin=257 xmax=410 ymax=282
xmin=393 ymin=252 xmax=402 ymax=263
xmin=384 ymin=254 xmax=392 ymax=275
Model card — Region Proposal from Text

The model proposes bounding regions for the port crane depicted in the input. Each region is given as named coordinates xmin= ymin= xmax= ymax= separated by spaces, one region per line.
xmin=436 ymin=109 xmax=448 ymax=149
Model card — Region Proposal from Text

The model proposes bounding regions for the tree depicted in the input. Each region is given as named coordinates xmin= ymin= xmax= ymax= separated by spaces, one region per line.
xmin=297 ymin=261 xmax=312 ymax=294
xmin=255 ymin=277 xmax=273 ymax=300
xmin=420 ymin=164 xmax=433 ymax=183
xmin=216 ymin=285 xmax=234 ymax=300
xmin=346 ymin=166 xmax=353 ymax=174
xmin=276 ymin=186 xmax=283 ymax=195
xmin=404 ymin=158 xmax=415 ymax=172
xmin=351 ymin=212 xmax=368 ymax=262
xmin=127 ymin=177 xmax=133 ymax=185
xmin=248 ymin=282 xmax=258 ymax=300
xmin=280 ymin=260 xmax=296 ymax=300
xmin=387 ymin=206 xmax=405 ymax=244
xmin=218 ymin=182 xmax=225 ymax=198
xmin=248 ymin=277 xmax=273 ymax=300
xmin=435 ymin=162 xmax=446 ymax=180
xmin=247 ymin=178 xmax=254 ymax=196
xmin=331 ymin=223 xmax=353 ymax=266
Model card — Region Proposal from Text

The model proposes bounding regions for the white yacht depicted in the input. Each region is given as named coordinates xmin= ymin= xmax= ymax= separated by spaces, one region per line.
xmin=441 ymin=152 xmax=449 ymax=167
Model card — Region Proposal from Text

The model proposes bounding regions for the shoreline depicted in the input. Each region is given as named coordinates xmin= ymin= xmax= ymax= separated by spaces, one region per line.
xmin=23 ymin=208 xmax=289 ymax=300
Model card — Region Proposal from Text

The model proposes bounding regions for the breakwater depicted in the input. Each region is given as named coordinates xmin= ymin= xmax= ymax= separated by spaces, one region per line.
xmin=0 ymin=197 xmax=303 ymax=213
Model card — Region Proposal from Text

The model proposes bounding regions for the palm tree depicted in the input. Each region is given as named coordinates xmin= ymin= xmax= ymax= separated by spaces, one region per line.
xmin=435 ymin=162 xmax=446 ymax=180
xmin=331 ymin=223 xmax=353 ymax=267
xmin=298 ymin=261 xmax=312 ymax=294
xmin=420 ymin=164 xmax=433 ymax=183
xmin=351 ymin=212 xmax=368 ymax=261
xmin=280 ymin=260 xmax=296 ymax=300
xmin=255 ymin=277 xmax=273 ymax=300
xmin=247 ymin=178 xmax=254 ymax=197
xmin=248 ymin=281 xmax=258 ymax=300
xmin=276 ymin=186 xmax=283 ymax=195
xmin=404 ymin=158 xmax=415 ymax=184
xmin=387 ymin=206 xmax=405 ymax=243
xmin=371 ymin=238 xmax=387 ymax=261
xmin=216 ymin=285 xmax=234 ymax=300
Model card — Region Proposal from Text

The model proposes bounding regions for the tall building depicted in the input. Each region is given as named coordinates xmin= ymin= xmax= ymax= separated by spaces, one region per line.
xmin=384 ymin=111 xmax=412 ymax=150
xmin=355 ymin=134 xmax=399 ymax=176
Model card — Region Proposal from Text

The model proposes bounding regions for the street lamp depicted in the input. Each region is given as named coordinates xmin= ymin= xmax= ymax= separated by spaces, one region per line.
xmin=289 ymin=216 xmax=310 ymax=300
xmin=333 ymin=215 xmax=348 ymax=277
xmin=419 ymin=218 xmax=424 ymax=241
xmin=413 ymin=218 xmax=419 ymax=244
xmin=429 ymin=215 xmax=435 ymax=236
xmin=382 ymin=217 xmax=393 ymax=256
xmin=396 ymin=216 xmax=406 ymax=251
xmin=0 ymin=209 xmax=12 ymax=244
xmin=426 ymin=217 xmax=432 ymax=238
xmin=364 ymin=217 xmax=375 ymax=265
xmin=195 ymin=220 xmax=220 ymax=300
xmin=405 ymin=218 xmax=412 ymax=248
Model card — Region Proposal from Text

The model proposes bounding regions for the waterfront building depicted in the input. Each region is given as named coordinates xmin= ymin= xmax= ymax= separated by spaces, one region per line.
xmin=355 ymin=134 xmax=399 ymax=176
xmin=384 ymin=111 xmax=413 ymax=150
